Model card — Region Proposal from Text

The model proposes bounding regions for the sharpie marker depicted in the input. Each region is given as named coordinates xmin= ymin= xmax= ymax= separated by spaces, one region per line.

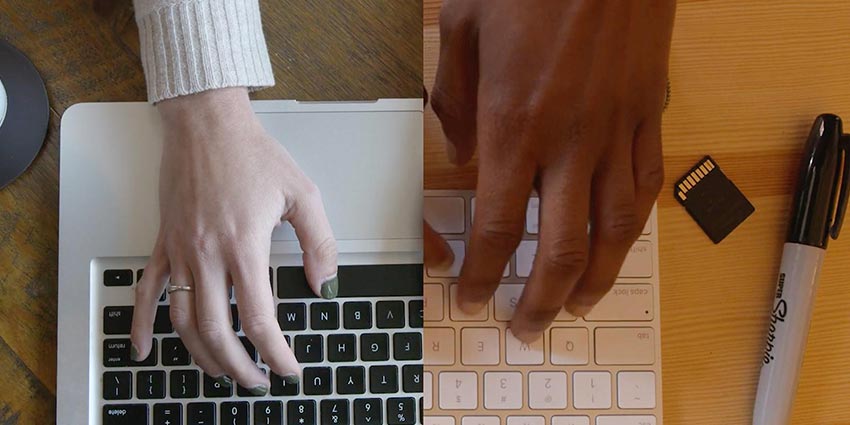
xmin=752 ymin=114 xmax=850 ymax=425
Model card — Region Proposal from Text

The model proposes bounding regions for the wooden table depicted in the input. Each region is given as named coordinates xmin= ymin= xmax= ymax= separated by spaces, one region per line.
xmin=423 ymin=1 xmax=850 ymax=424
xmin=0 ymin=0 xmax=420 ymax=422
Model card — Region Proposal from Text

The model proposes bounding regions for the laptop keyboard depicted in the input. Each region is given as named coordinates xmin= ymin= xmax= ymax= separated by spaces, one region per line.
xmin=423 ymin=191 xmax=663 ymax=425
xmin=97 ymin=262 xmax=424 ymax=425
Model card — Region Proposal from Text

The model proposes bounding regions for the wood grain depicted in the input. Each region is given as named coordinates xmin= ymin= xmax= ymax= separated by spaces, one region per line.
xmin=0 ymin=0 xmax=420 ymax=422
xmin=424 ymin=1 xmax=850 ymax=424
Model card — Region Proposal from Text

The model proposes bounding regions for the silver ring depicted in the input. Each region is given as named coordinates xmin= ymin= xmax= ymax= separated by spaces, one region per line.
xmin=166 ymin=285 xmax=194 ymax=294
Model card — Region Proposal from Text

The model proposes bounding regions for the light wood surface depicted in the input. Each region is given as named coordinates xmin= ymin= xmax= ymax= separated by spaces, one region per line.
xmin=0 ymin=0 xmax=420 ymax=422
xmin=424 ymin=1 xmax=850 ymax=424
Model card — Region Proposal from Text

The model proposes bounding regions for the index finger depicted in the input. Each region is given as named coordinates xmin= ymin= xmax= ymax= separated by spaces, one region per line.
xmin=456 ymin=154 xmax=536 ymax=313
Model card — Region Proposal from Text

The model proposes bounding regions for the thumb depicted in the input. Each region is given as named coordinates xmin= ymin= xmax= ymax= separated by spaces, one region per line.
xmin=286 ymin=181 xmax=339 ymax=299
xmin=424 ymin=221 xmax=454 ymax=270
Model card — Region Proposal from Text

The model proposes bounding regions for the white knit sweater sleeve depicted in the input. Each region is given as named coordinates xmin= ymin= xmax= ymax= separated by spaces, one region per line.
xmin=133 ymin=0 xmax=275 ymax=103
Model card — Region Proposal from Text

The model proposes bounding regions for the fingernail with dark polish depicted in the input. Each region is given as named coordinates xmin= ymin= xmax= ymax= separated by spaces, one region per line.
xmin=216 ymin=376 xmax=233 ymax=388
xmin=321 ymin=275 xmax=338 ymax=300
xmin=283 ymin=374 xmax=300 ymax=385
xmin=248 ymin=385 xmax=268 ymax=396
xmin=130 ymin=344 xmax=140 ymax=362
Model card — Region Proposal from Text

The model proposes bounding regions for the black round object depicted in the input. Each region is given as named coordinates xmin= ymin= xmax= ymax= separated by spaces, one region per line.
xmin=0 ymin=39 xmax=49 ymax=189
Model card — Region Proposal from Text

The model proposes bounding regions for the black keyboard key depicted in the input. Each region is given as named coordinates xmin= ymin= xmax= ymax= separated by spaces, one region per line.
xmin=254 ymin=401 xmax=283 ymax=425
xmin=393 ymin=332 xmax=422 ymax=361
xmin=278 ymin=303 xmax=307 ymax=331
xmin=310 ymin=302 xmax=339 ymax=330
xmin=337 ymin=264 xmax=423 ymax=297
xmin=187 ymin=402 xmax=216 ymax=425
xmin=353 ymin=398 xmax=382 ymax=425
xmin=103 ymin=338 xmax=156 ymax=367
xmin=327 ymin=334 xmax=356 ymax=362
xmin=103 ymin=371 xmax=132 ymax=400
xmin=408 ymin=300 xmax=423 ymax=328
xmin=103 ymin=306 xmax=133 ymax=335
xmin=336 ymin=366 xmax=366 ymax=395
xmin=294 ymin=334 xmax=323 ymax=363
xmin=221 ymin=402 xmax=249 ymax=425
xmin=369 ymin=365 xmax=399 ymax=394
xmin=320 ymin=399 xmax=349 ymax=425
xmin=203 ymin=373 xmax=232 ymax=397
xmin=271 ymin=372 xmax=299 ymax=396
xmin=360 ymin=333 xmax=389 ymax=361
xmin=239 ymin=336 xmax=257 ymax=362
xmin=137 ymin=370 xmax=166 ymax=399
xmin=170 ymin=370 xmax=199 ymax=398
xmin=277 ymin=267 xmax=314 ymax=299
xmin=376 ymin=301 xmax=405 ymax=329
xmin=303 ymin=367 xmax=332 ymax=395
xmin=103 ymin=404 xmax=148 ymax=425
xmin=231 ymin=304 xmax=240 ymax=332
xmin=287 ymin=400 xmax=316 ymax=425
xmin=162 ymin=337 xmax=191 ymax=366
xmin=154 ymin=305 xmax=173 ymax=333
xmin=104 ymin=269 xmax=134 ymax=286
xmin=343 ymin=301 xmax=372 ymax=329
xmin=386 ymin=397 xmax=416 ymax=425
xmin=153 ymin=403 xmax=182 ymax=425
xmin=402 ymin=365 xmax=423 ymax=393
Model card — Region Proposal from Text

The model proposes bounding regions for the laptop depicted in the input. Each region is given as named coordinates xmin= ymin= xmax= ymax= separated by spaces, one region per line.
xmin=58 ymin=99 xmax=424 ymax=424
xmin=423 ymin=192 xmax=663 ymax=425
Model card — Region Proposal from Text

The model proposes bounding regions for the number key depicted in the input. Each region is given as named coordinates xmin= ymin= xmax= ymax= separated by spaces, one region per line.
xmin=320 ymin=399 xmax=349 ymax=425
xmin=253 ymin=401 xmax=282 ymax=425
xmin=387 ymin=397 xmax=416 ymax=425
xmin=287 ymin=400 xmax=316 ymax=425
xmin=220 ymin=402 xmax=248 ymax=425
xmin=354 ymin=399 xmax=382 ymax=425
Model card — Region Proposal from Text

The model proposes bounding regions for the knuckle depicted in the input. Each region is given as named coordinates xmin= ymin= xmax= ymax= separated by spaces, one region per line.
xmin=476 ymin=220 xmax=524 ymax=252
xmin=598 ymin=209 xmax=643 ymax=243
xmin=169 ymin=306 xmax=192 ymax=332
xmin=240 ymin=312 xmax=277 ymax=339
xmin=196 ymin=318 xmax=226 ymax=343
xmin=542 ymin=236 xmax=589 ymax=272
xmin=637 ymin=161 xmax=665 ymax=196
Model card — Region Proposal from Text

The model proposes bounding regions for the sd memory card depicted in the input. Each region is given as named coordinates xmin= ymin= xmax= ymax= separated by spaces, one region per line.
xmin=675 ymin=156 xmax=754 ymax=243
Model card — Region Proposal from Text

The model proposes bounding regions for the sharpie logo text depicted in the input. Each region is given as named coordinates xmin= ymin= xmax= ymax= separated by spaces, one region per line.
xmin=763 ymin=298 xmax=788 ymax=365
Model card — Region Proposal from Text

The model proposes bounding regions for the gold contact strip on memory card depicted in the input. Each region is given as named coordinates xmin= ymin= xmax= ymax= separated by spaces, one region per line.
xmin=677 ymin=158 xmax=716 ymax=201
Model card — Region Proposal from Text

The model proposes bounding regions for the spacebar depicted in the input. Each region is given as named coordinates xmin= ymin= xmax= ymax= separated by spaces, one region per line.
xmin=278 ymin=264 xmax=423 ymax=298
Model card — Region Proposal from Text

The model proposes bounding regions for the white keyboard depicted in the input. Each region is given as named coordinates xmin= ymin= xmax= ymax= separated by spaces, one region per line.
xmin=423 ymin=190 xmax=663 ymax=425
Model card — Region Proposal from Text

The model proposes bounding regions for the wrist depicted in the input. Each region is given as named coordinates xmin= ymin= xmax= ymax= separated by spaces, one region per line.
xmin=157 ymin=87 xmax=259 ymax=133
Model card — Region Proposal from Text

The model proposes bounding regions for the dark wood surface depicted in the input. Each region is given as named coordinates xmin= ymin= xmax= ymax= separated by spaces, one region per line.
xmin=0 ymin=0 xmax=421 ymax=422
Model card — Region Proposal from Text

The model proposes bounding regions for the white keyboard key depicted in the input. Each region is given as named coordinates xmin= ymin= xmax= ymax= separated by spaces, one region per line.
xmin=585 ymin=284 xmax=653 ymax=321
xmin=428 ymin=240 xmax=465 ymax=278
xmin=424 ymin=372 xmax=433 ymax=409
xmin=572 ymin=371 xmax=612 ymax=409
xmin=505 ymin=329 xmax=544 ymax=365
xmin=426 ymin=418 xmax=456 ymax=425
xmin=515 ymin=240 xmax=536 ymax=278
xmin=450 ymin=284 xmax=488 ymax=321
xmin=462 ymin=417 xmax=500 ymax=425
xmin=461 ymin=328 xmax=500 ymax=365
xmin=494 ymin=284 xmax=522 ymax=322
xmin=424 ymin=284 xmax=445 ymax=321
xmin=507 ymin=416 xmax=544 ymax=425
xmin=549 ymin=328 xmax=589 ymax=365
xmin=617 ymin=371 xmax=656 ymax=409
xmin=425 ymin=328 xmax=456 ymax=365
xmin=483 ymin=372 xmax=523 ymax=409
xmin=595 ymin=416 xmax=656 ymax=425
xmin=526 ymin=197 xmax=539 ymax=234
xmin=439 ymin=372 xmax=478 ymax=410
xmin=595 ymin=328 xmax=655 ymax=365
xmin=619 ymin=241 xmax=653 ymax=278
xmin=425 ymin=197 xmax=466 ymax=234
xmin=552 ymin=417 xmax=590 ymax=425
xmin=528 ymin=371 xmax=567 ymax=409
